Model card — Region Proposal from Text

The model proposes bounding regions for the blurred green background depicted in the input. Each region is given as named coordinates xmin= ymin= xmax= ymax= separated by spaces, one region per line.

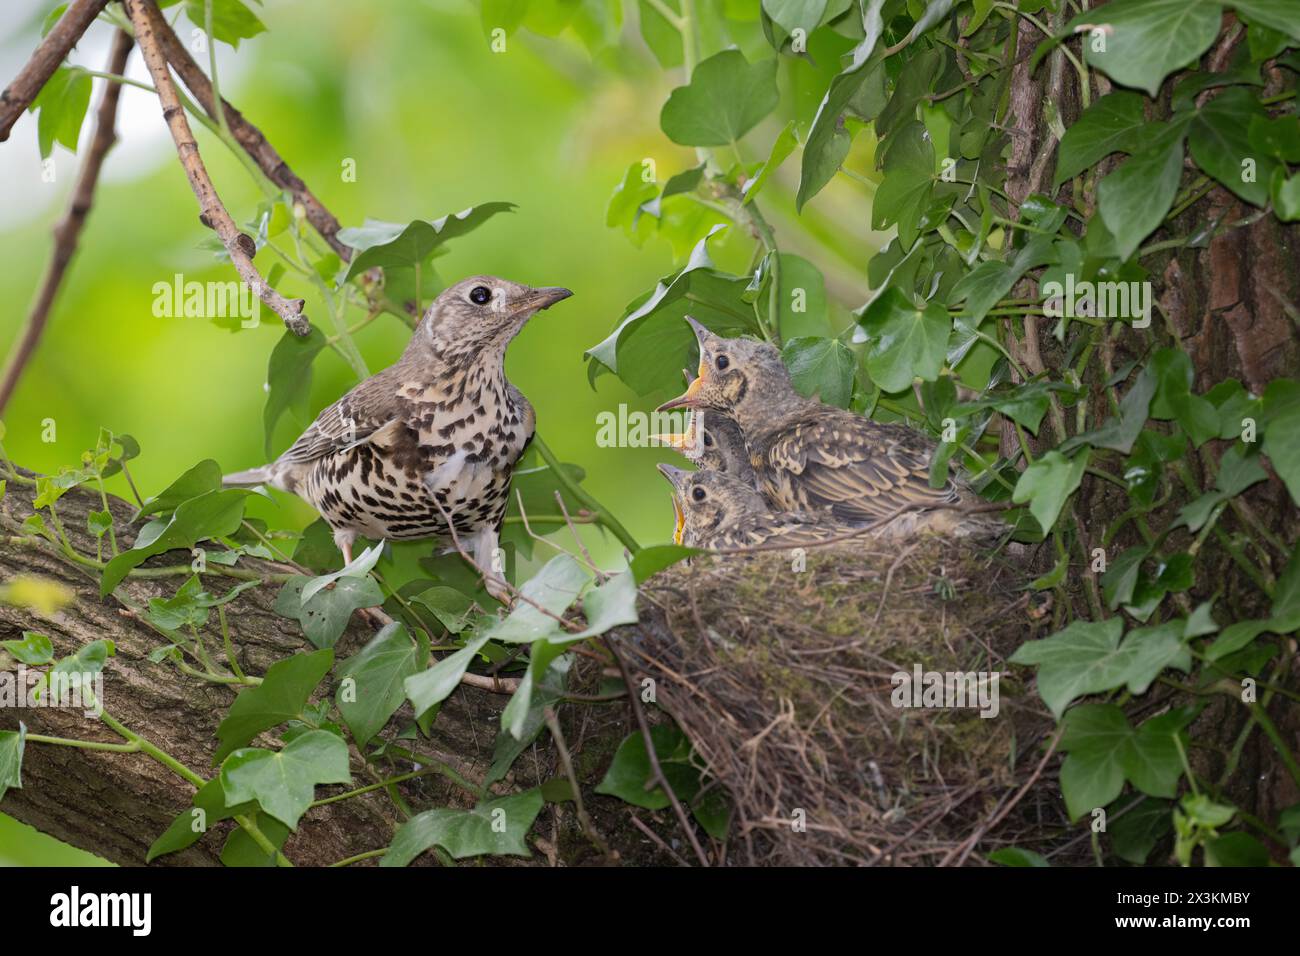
xmin=0 ymin=0 xmax=887 ymax=863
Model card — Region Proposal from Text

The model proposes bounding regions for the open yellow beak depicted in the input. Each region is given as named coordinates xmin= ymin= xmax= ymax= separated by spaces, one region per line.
xmin=656 ymin=462 xmax=689 ymax=545
xmin=657 ymin=374 xmax=706 ymax=412
xmin=671 ymin=496 xmax=685 ymax=545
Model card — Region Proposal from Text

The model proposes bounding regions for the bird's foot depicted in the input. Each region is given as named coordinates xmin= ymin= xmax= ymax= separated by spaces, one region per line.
xmin=484 ymin=575 xmax=514 ymax=608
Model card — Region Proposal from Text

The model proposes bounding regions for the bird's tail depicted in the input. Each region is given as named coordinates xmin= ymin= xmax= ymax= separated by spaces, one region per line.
xmin=222 ymin=465 xmax=274 ymax=488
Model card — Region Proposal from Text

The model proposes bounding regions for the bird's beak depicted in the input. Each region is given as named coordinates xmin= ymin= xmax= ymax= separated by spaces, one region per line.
xmin=515 ymin=286 xmax=573 ymax=315
xmin=658 ymin=376 xmax=706 ymax=412
xmin=653 ymin=410 xmax=700 ymax=455
xmin=656 ymin=464 xmax=688 ymax=545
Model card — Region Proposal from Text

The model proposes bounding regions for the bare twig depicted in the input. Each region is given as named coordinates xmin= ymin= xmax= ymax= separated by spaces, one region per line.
xmin=0 ymin=29 xmax=132 ymax=415
xmin=122 ymin=0 xmax=310 ymax=336
xmin=0 ymin=0 xmax=111 ymax=141
xmin=141 ymin=1 xmax=350 ymax=259
xmin=543 ymin=706 xmax=615 ymax=861
xmin=607 ymin=638 xmax=711 ymax=867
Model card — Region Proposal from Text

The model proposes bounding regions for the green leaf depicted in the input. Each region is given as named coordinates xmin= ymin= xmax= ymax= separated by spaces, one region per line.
xmin=783 ymin=336 xmax=855 ymax=408
xmin=137 ymin=459 xmax=224 ymax=518
xmin=1057 ymin=704 xmax=1190 ymax=820
xmin=485 ymin=656 xmax=571 ymax=786
xmin=338 ymin=203 xmax=517 ymax=282
xmin=988 ymin=847 xmax=1050 ymax=867
xmin=1053 ymin=91 xmax=1147 ymax=188
xmin=1068 ymin=0 xmax=1222 ymax=97
xmin=184 ymin=0 xmax=266 ymax=47
xmin=409 ymin=586 xmax=478 ymax=633
xmin=660 ymin=49 xmax=779 ymax=146
xmin=381 ymin=789 xmax=545 ymax=864
xmin=146 ymin=777 xmax=250 ymax=862
xmin=629 ymin=544 xmax=698 ymax=583
xmin=1189 ymin=87 xmax=1275 ymax=207
xmin=1205 ymin=831 xmax=1271 ymax=866
xmin=1009 ymin=618 xmax=1190 ymax=719
xmin=147 ymin=574 xmax=215 ymax=632
xmin=1174 ymin=445 xmax=1268 ymax=531
xmin=1012 ymin=449 xmax=1089 ymax=533
xmin=1 ymin=631 xmax=54 ymax=665
xmin=0 ymin=723 xmax=25 ymax=803
xmin=871 ymin=122 xmax=935 ymax=249
xmin=220 ymin=730 xmax=351 ymax=829
xmin=767 ymin=253 xmax=830 ymax=340
xmin=337 ymin=623 xmax=428 ymax=747
xmin=762 ymin=0 xmax=828 ymax=35
xmin=1148 ymin=348 xmax=1218 ymax=446
xmin=300 ymin=542 xmax=384 ymax=604
xmin=273 ymin=575 xmax=385 ymax=649
xmin=87 ymin=509 xmax=113 ymax=539
xmin=1111 ymin=797 xmax=1172 ymax=864
xmin=482 ymin=554 xmax=592 ymax=643
xmin=30 ymin=66 xmax=91 ymax=158
xmin=219 ymin=812 xmax=290 ymax=867
xmin=743 ymin=121 xmax=797 ymax=205
xmin=214 ymin=649 xmax=334 ymax=763
xmin=1231 ymin=0 xmax=1300 ymax=42
xmin=263 ymin=327 xmax=326 ymax=458
xmin=1097 ymin=124 xmax=1187 ymax=262
xmin=1263 ymin=400 xmax=1300 ymax=505
xmin=1101 ymin=546 xmax=1149 ymax=610
xmin=1061 ymin=363 xmax=1156 ymax=455
xmin=856 ymin=288 xmax=949 ymax=394
xmin=596 ymin=725 xmax=730 ymax=839
xmin=1273 ymin=168 xmax=1300 ymax=221
xmin=404 ymin=635 xmax=490 ymax=716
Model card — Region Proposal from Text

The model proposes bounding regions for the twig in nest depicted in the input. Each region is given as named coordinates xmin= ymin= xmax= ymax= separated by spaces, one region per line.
xmin=543 ymin=706 xmax=615 ymax=862
xmin=0 ymin=0 xmax=110 ymax=141
xmin=122 ymin=0 xmax=310 ymax=336
xmin=141 ymin=0 xmax=350 ymax=259
xmin=628 ymin=812 xmax=690 ymax=867
xmin=607 ymin=637 xmax=711 ymax=867
xmin=0 ymin=29 xmax=132 ymax=415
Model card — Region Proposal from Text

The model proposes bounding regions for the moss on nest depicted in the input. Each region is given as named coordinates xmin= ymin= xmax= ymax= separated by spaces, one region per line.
xmin=618 ymin=533 xmax=1071 ymax=866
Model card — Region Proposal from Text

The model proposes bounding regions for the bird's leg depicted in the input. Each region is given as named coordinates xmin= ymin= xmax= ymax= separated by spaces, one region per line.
xmin=333 ymin=528 xmax=357 ymax=567
xmin=471 ymin=526 xmax=512 ymax=606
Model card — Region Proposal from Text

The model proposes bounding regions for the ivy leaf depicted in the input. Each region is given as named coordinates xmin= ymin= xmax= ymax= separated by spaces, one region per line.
xmin=1205 ymin=831 xmax=1271 ymax=866
xmin=948 ymin=235 xmax=1056 ymax=325
xmin=137 ymin=459 xmax=224 ymax=518
xmin=762 ymin=0 xmax=829 ymax=35
xmin=856 ymin=288 xmax=949 ymax=394
xmin=381 ymin=789 xmax=545 ymax=864
xmin=220 ymin=730 xmax=351 ymax=830
xmin=988 ymin=847 xmax=1050 ymax=867
xmin=147 ymin=574 xmax=215 ymax=632
xmin=660 ymin=49 xmax=779 ymax=147
xmin=485 ymin=657 xmax=572 ymax=786
xmin=743 ymin=121 xmax=797 ymax=205
xmin=1263 ymin=399 xmax=1300 ymax=505
xmin=404 ymin=635 xmax=490 ymax=716
xmin=629 ymin=544 xmax=698 ymax=583
xmin=30 ymin=66 xmax=91 ymax=158
xmin=1009 ymin=618 xmax=1190 ymax=719
xmin=1061 ymin=363 xmax=1156 ymax=455
xmin=1147 ymin=348 xmax=1218 ymax=447
xmin=871 ymin=122 xmax=935 ymax=249
xmin=336 ymin=623 xmax=428 ymax=747
xmin=1111 ymin=797 xmax=1172 ymax=864
xmin=1189 ymin=87 xmax=1275 ymax=207
xmin=765 ymin=253 xmax=830 ymax=340
xmin=797 ymin=0 xmax=888 ymax=208
xmin=1174 ymin=445 xmax=1268 ymax=531
xmin=1101 ymin=546 xmax=1150 ymax=610
xmin=102 ymin=490 xmax=250 ymax=595
xmin=274 ymin=575 xmax=385 ymax=650
xmin=1053 ymin=91 xmax=1147 ymax=187
xmin=0 ymin=723 xmax=25 ymax=803
xmin=1068 ymin=0 xmax=1222 ymax=97
xmin=782 ymin=336 xmax=855 ymax=408
xmin=1 ymin=631 xmax=54 ymax=665
xmin=214 ymin=649 xmax=334 ymax=763
xmin=483 ymin=554 xmax=592 ymax=644
xmin=183 ymin=0 xmax=266 ymax=47
xmin=339 ymin=203 xmax=516 ymax=282
xmin=301 ymin=542 xmax=384 ymax=604
xmin=1057 ymin=704 xmax=1190 ymax=820
xmin=1231 ymin=0 xmax=1300 ymax=42
xmin=146 ymin=777 xmax=253 ymax=862
xmin=596 ymin=724 xmax=730 ymax=839
xmin=409 ymin=586 xmax=478 ymax=634
xmin=1012 ymin=449 xmax=1089 ymax=533
xmin=1097 ymin=123 xmax=1187 ymax=261
xmin=263 ymin=327 xmax=326 ymax=458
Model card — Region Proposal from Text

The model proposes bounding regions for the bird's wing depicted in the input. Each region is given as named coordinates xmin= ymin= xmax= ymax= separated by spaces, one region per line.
xmin=769 ymin=417 xmax=960 ymax=523
xmin=277 ymin=372 xmax=405 ymax=465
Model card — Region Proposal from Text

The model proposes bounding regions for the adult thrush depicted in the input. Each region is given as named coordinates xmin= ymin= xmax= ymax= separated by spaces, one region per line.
xmin=654 ymin=370 xmax=759 ymax=488
xmin=656 ymin=464 xmax=852 ymax=549
xmin=223 ymin=276 xmax=572 ymax=600
xmin=659 ymin=317 xmax=979 ymax=536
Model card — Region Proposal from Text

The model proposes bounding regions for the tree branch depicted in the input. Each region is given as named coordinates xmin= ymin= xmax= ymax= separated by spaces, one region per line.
xmin=122 ymin=0 xmax=310 ymax=336
xmin=141 ymin=1 xmax=351 ymax=259
xmin=0 ymin=0 xmax=111 ymax=142
xmin=0 ymin=29 xmax=132 ymax=416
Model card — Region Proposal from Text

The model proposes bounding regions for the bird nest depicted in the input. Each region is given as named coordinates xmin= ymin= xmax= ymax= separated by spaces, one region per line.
xmin=620 ymin=534 xmax=1069 ymax=866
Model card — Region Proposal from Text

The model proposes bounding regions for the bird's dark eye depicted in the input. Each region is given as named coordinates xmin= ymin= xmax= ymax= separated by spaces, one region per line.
xmin=691 ymin=486 xmax=706 ymax=502
xmin=715 ymin=354 xmax=730 ymax=371
xmin=469 ymin=286 xmax=492 ymax=305
xmin=703 ymin=433 xmax=714 ymax=446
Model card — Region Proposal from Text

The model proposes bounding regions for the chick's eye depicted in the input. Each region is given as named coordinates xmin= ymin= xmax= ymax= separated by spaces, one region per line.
xmin=703 ymin=433 xmax=714 ymax=446
xmin=715 ymin=355 xmax=730 ymax=371
xmin=469 ymin=286 xmax=492 ymax=305
xmin=691 ymin=486 xmax=706 ymax=502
